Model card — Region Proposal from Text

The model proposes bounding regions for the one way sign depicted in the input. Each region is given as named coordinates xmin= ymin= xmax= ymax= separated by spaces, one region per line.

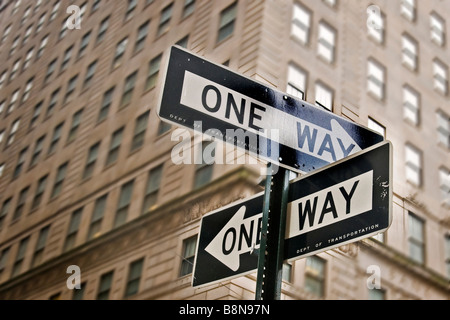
xmin=158 ymin=46 xmax=384 ymax=173
xmin=192 ymin=141 xmax=392 ymax=288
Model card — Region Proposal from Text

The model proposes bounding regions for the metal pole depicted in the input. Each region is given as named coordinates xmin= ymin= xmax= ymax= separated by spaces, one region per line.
xmin=255 ymin=163 xmax=290 ymax=300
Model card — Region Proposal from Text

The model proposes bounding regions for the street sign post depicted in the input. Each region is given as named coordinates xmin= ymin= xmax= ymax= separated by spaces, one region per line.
xmin=192 ymin=141 xmax=392 ymax=288
xmin=158 ymin=46 xmax=383 ymax=173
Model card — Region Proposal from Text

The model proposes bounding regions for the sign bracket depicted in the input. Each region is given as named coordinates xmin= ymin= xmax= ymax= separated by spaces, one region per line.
xmin=255 ymin=163 xmax=290 ymax=300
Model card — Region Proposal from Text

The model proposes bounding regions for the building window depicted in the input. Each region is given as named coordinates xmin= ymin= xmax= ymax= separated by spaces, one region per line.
xmin=134 ymin=20 xmax=150 ymax=53
xmin=287 ymin=63 xmax=306 ymax=100
xmin=368 ymin=117 xmax=386 ymax=138
xmin=367 ymin=58 xmax=386 ymax=100
xmin=315 ymin=81 xmax=333 ymax=111
xmin=291 ymin=2 xmax=311 ymax=45
xmin=48 ymin=293 xmax=61 ymax=300
xmin=141 ymin=165 xmax=163 ymax=215
xmin=98 ymin=87 xmax=114 ymax=122
xmin=87 ymin=194 xmax=107 ymax=240
xmin=125 ymin=0 xmax=137 ymax=21
xmin=72 ymin=283 xmax=86 ymax=300
xmin=7 ymin=119 xmax=20 ymax=146
xmin=67 ymin=109 xmax=83 ymax=143
xmin=13 ymin=186 xmax=29 ymax=221
xmin=64 ymin=75 xmax=79 ymax=104
xmin=31 ymin=174 xmax=48 ymax=210
xmin=59 ymin=19 xmax=68 ymax=40
xmin=433 ymin=59 xmax=448 ymax=95
xmin=31 ymin=225 xmax=50 ymax=267
xmin=22 ymin=48 xmax=34 ymax=71
xmin=48 ymin=122 xmax=64 ymax=155
xmin=78 ymin=31 xmax=91 ymax=59
xmin=367 ymin=6 xmax=386 ymax=44
xmin=114 ymin=180 xmax=134 ymax=228
xmin=36 ymin=35 xmax=49 ymax=59
xmin=46 ymin=88 xmax=60 ymax=117
xmin=120 ymin=71 xmax=137 ymax=108
xmin=157 ymin=121 xmax=172 ymax=136
xmin=13 ymin=147 xmax=28 ymax=179
xmin=22 ymin=25 xmax=32 ymax=45
xmin=158 ymin=3 xmax=173 ymax=36
xmin=36 ymin=13 xmax=45 ymax=33
xmin=97 ymin=271 xmax=114 ymax=300
xmin=45 ymin=59 xmax=58 ymax=84
xmin=1 ymin=24 xmax=11 ymax=44
xmin=51 ymin=162 xmax=68 ymax=198
xmin=124 ymin=258 xmax=144 ymax=298
xmin=64 ymin=208 xmax=83 ymax=252
xmin=0 ymin=247 xmax=10 ymax=277
xmin=83 ymin=142 xmax=100 ymax=180
xmin=12 ymin=0 xmax=21 ymax=15
xmin=105 ymin=128 xmax=124 ymax=166
xmin=217 ymin=2 xmax=237 ymax=43
xmin=401 ymin=0 xmax=415 ymax=21
xmin=194 ymin=142 xmax=214 ymax=189
xmin=402 ymin=85 xmax=420 ymax=126
xmin=179 ymin=236 xmax=197 ymax=277
xmin=402 ymin=34 xmax=418 ymax=71
xmin=7 ymin=89 xmax=19 ymax=114
xmin=183 ymin=0 xmax=195 ymax=18
xmin=368 ymin=288 xmax=386 ymax=300
xmin=445 ymin=235 xmax=450 ymax=278
xmin=317 ymin=21 xmax=336 ymax=63
xmin=408 ymin=213 xmax=425 ymax=264
xmin=49 ymin=0 xmax=60 ymax=21
xmin=0 ymin=198 xmax=12 ymax=230
xmin=30 ymin=135 xmax=46 ymax=168
xmin=130 ymin=111 xmax=150 ymax=152
xmin=9 ymin=59 xmax=20 ymax=81
xmin=405 ymin=143 xmax=422 ymax=187
xmin=439 ymin=167 xmax=450 ymax=207
xmin=436 ymin=110 xmax=450 ymax=149
xmin=112 ymin=37 xmax=128 ymax=69
xmin=11 ymin=237 xmax=29 ymax=278
xmin=96 ymin=16 xmax=110 ymax=44
xmin=145 ymin=54 xmax=162 ymax=91
xmin=83 ymin=60 xmax=97 ymax=89
xmin=0 ymin=70 xmax=6 ymax=89
xmin=10 ymin=36 xmax=19 ymax=57
xmin=60 ymin=46 xmax=73 ymax=72
xmin=430 ymin=12 xmax=445 ymax=47
xmin=176 ymin=35 xmax=189 ymax=48
xmin=31 ymin=105 xmax=44 ymax=129
xmin=282 ymin=262 xmax=293 ymax=282
xmin=304 ymin=256 xmax=326 ymax=297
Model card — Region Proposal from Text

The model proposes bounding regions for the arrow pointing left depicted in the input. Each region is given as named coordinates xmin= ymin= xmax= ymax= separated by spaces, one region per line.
xmin=205 ymin=206 xmax=262 ymax=272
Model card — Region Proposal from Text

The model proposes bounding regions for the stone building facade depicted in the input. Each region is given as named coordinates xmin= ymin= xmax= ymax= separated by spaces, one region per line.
xmin=0 ymin=0 xmax=448 ymax=300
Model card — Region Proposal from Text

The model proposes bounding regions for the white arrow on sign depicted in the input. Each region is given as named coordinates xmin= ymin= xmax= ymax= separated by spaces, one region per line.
xmin=180 ymin=71 xmax=362 ymax=164
xmin=205 ymin=206 xmax=262 ymax=272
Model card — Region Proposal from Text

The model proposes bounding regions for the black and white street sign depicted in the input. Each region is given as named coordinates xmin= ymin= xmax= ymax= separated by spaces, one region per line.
xmin=192 ymin=141 xmax=392 ymax=287
xmin=158 ymin=46 xmax=384 ymax=173
xmin=284 ymin=140 xmax=393 ymax=261
xmin=192 ymin=193 xmax=264 ymax=288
